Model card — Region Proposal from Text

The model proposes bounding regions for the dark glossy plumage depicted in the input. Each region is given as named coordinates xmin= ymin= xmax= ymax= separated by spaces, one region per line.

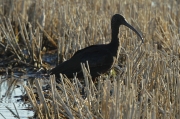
xmin=50 ymin=14 xmax=143 ymax=79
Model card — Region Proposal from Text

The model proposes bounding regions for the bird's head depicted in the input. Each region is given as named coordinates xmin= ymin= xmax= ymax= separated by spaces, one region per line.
xmin=111 ymin=14 xmax=143 ymax=43
xmin=111 ymin=14 xmax=127 ymax=26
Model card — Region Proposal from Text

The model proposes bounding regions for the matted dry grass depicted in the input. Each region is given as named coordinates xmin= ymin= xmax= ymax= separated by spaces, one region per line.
xmin=0 ymin=0 xmax=180 ymax=118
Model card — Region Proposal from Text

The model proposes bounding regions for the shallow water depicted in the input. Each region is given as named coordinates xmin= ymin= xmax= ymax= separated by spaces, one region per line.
xmin=0 ymin=76 xmax=34 ymax=119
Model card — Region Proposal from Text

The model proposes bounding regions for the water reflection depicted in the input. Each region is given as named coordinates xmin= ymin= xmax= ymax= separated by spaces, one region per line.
xmin=0 ymin=75 xmax=34 ymax=119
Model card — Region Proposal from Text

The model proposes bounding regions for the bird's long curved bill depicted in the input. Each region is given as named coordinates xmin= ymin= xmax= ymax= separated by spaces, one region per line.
xmin=124 ymin=21 xmax=144 ymax=43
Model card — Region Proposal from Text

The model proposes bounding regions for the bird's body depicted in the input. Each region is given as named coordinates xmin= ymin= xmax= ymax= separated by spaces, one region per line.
xmin=50 ymin=14 xmax=143 ymax=79
xmin=51 ymin=44 xmax=117 ymax=78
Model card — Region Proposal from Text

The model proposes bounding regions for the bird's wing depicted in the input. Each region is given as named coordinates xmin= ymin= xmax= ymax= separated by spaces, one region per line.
xmin=80 ymin=47 xmax=114 ymax=68
xmin=50 ymin=45 xmax=115 ymax=77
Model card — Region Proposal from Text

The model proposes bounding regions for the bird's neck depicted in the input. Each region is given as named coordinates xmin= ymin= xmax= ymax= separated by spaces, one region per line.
xmin=108 ymin=26 xmax=120 ymax=57
xmin=111 ymin=25 xmax=120 ymax=46
xmin=109 ymin=38 xmax=120 ymax=56
xmin=111 ymin=26 xmax=119 ymax=41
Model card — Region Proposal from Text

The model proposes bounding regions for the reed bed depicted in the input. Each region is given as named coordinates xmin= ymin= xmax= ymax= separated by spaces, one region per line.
xmin=0 ymin=0 xmax=180 ymax=118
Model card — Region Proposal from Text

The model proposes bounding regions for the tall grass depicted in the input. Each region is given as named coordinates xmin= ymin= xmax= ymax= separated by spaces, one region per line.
xmin=0 ymin=0 xmax=180 ymax=118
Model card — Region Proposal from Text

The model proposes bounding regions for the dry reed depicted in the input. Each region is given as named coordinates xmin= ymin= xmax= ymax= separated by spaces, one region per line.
xmin=0 ymin=0 xmax=180 ymax=118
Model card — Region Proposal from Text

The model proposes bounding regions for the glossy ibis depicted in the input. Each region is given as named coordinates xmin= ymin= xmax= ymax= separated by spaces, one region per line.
xmin=50 ymin=14 xmax=143 ymax=79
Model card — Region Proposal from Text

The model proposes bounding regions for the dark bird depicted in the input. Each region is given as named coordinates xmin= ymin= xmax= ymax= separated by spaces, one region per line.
xmin=50 ymin=14 xmax=143 ymax=80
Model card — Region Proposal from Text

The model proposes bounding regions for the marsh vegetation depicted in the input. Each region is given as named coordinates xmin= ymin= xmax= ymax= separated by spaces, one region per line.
xmin=0 ymin=0 xmax=180 ymax=118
